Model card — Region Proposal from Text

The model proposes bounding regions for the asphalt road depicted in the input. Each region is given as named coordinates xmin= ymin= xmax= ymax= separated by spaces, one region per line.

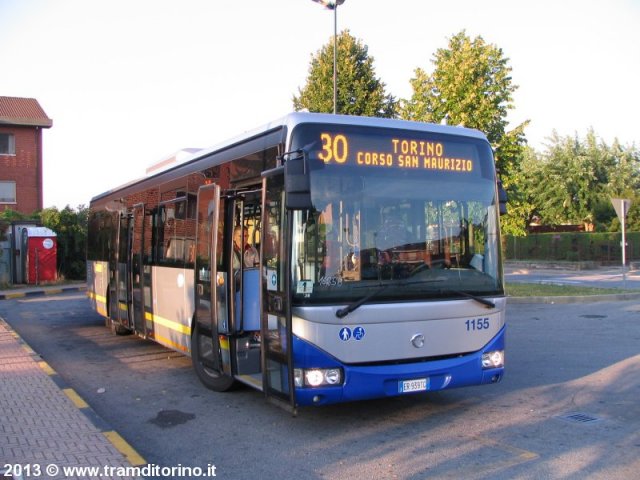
xmin=1 ymin=293 xmax=639 ymax=480
xmin=505 ymin=265 xmax=640 ymax=290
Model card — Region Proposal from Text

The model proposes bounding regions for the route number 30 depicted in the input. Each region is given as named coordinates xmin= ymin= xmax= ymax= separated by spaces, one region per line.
xmin=319 ymin=133 xmax=349 ymax=164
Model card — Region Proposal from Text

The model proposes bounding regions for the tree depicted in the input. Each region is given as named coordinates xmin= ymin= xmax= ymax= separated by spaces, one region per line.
xmin=0 ymin=209 xmax=39 ymax=241
xmin=401 ymin=31 xmax=529 ymax=235
xmin=498 ymin=146 xmax=542 ymax=236
xmin=0 ymin=205 xmax=88 ymax=281
xmin=527 ymin=130 xmax=640 ymax=231
xmin=293 ymin=30 xmax=397 ymax=117
xmin=40 ymin=205 xmax=88 ymax=280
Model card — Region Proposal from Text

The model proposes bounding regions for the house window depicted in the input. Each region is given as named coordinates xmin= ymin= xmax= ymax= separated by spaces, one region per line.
xmin=0 ymin=133 xmax=16 ymax=155
xmin=0 ymin=181 xmax=16 ymax=203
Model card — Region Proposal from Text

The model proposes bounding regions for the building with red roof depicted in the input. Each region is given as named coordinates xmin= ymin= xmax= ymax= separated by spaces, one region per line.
xmin=0 ymin=96 xmax=53 ymax=214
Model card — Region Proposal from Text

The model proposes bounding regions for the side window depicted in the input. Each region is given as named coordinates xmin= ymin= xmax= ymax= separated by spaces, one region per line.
xmin=152 ymin=208 xmax=163 ymax=263
xmin=0 ymin=180 xmax=16 ymax=203
xmin=263 ymin=183 xmax=285 ymax=289
xmin=156 ymin=189 xmax=197 ymax=267
xmin=87 ymin=210 xmax=113 ymax=261
xmin=232 ymin=196 xmax=262 ymax=271
xmin=162 ymin=202 xmax=184 ymax=265
xmin=0 ymin=133 xmax=15 ymax=155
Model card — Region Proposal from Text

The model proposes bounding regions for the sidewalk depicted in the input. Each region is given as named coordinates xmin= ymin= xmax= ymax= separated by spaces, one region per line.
xmin=0 ymin=309 xmax=143 ymax=479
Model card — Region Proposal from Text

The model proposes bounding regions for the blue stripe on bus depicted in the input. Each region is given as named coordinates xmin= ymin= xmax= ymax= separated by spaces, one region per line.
xmin=293 ymin=326 xmax=505 ymax=407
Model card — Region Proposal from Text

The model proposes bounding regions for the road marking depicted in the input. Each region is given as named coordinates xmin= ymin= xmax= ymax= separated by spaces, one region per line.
xmin=63 ymin=388 xmax=89 ymax=409
xmin=103 ymin=430 xmax=147 ymax=466
xmin=38 ymin=360 xmax=56 ymax=375
xmin=4 ymin=292 xmax=26 ymax=299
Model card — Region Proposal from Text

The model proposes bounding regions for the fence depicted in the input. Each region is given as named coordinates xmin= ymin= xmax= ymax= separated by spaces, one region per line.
xmin=0 ymin=241 xmax=10 ymax=285
xmin=504 ymin=232 xmax=640 ymax=264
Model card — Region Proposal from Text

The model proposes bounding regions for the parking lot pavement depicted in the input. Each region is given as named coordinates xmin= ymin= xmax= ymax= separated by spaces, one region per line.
xmin=0 ymin=314 xmax=143 ymax=480
xmin=0 ymin=274 xmax=637 ymax=479
xmin=504 ymin=262 xmax=640 ymax=291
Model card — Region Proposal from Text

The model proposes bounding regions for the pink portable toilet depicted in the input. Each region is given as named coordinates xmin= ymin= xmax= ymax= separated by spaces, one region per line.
xmin=23 ymin=227 xmax=57 ymax=284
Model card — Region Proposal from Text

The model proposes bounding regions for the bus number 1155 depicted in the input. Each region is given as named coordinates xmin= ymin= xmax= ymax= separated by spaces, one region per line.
xmin=466 ymin=318 xmax=490 ymax=331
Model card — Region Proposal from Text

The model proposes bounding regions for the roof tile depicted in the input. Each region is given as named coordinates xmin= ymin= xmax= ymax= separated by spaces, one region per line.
xmin=0 ymin=96 xmax=53 ymax=128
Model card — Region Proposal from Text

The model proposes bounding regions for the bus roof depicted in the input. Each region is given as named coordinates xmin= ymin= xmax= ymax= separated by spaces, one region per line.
xmin=90 ymin=112 xmax=489 ymax=204
xmin=193 ymin=112 xmax=488 ymax=162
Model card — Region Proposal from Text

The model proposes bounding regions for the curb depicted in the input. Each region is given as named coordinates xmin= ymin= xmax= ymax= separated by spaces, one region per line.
xmin=507 ymin=292 xmax=640 ymax=304
xmin=0 ymin=315 xmax=146 ymax=468
xmin=0 ymin=284 xmax=86 ymax=300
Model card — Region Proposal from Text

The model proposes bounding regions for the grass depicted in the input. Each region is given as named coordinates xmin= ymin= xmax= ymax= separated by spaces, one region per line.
xmin=506 ymin=282 xmax=636 ymax=297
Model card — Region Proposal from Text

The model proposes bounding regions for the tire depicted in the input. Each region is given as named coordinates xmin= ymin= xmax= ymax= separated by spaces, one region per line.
xmin=104 ymin=292 xmax=130 ymax=335
xmin=191 ymin=321 xmax=235 ymax=392
xmin=108 ymin=318 xmax=131 ymax=336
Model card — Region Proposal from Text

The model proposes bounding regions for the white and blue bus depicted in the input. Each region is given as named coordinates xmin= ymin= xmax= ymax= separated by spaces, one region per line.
xmin=87 ymin=113 xmax=506 ymax=413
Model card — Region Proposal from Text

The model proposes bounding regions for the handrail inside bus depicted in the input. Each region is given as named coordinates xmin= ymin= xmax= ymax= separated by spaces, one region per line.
xmin=158 ymin=196 xmax=187 ymax=206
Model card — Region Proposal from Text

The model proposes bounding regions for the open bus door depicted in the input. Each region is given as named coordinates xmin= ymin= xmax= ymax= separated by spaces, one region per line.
xmin=129 ymin=204 xmax=146 ymax=335
xmin=113 ymin=213 xmax=131 ymax=329
xmin=192 ymin=183 xmax=235 ymax=391
xmin=261 ymin=171 xmax=296 ymax=414
xmin=107 ymin=215 xmax=120 ymax=327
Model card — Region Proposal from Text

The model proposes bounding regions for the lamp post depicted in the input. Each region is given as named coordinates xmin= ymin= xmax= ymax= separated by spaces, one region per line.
xmin=311 ymin=0 xmax=345 ymax=114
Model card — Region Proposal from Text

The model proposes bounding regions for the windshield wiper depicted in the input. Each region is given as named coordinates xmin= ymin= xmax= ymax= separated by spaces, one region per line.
xmin=335 ymin=281 xmax=496 ymax=318
xmin=335 ymin=284 xmax=390 ymax=319
xmin=442 ymin=289 xmax=496 ymax=309
xmin=335 ymin=279 xmax=444 ymax=319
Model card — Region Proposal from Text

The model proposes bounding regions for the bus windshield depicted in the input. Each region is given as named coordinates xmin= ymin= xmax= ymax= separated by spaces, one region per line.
xmin=290 ymin=123 xmax=503 ymax=305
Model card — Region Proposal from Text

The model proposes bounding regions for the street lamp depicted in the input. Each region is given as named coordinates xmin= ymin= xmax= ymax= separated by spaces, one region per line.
xmin=311 ymin=0 xmax=345 ymax=114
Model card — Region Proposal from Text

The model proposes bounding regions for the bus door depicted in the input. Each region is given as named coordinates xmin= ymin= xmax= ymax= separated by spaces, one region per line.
xmin=261 ymin=172 xmax=296 ymax=413
xmin=107 ymin=213 xmax=119 ymax=325
xmin=129 ymin=204 xmax=146 ymax=335
xmin=192 ymin=183 xmax=235 ymax=390
xmin=230 ymin=192 xmax=262 ymax=385
xmin=114 ymin=212 xmax=131 ymax=329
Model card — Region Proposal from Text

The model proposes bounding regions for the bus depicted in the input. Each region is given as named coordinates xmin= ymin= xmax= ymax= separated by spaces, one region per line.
xmin=87 ymin=112 xmax=507 ymax=413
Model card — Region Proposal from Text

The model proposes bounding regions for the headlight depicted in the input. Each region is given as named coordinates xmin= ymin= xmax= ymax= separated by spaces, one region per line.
xmin=306 ymin=370 xmax=325 ymax=387
xmin=482 ymin=350 xmax=504 ymax=369
xmin=294 ymin=368 xmax=343 ymax=388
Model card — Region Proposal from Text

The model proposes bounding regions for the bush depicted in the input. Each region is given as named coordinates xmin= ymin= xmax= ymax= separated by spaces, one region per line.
xmin=1 ymin=206 xmax=88 ymax=281
xmin=505 ymin=231 xmax=639 ymax=263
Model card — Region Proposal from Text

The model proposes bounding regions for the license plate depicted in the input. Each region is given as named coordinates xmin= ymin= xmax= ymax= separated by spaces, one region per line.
xmin=399 ymin=378 xmax=429 ymax=393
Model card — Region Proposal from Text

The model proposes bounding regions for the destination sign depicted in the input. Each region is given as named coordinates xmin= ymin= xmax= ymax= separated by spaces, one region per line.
xmin=317 ymin=132 xmax=475 ymax=173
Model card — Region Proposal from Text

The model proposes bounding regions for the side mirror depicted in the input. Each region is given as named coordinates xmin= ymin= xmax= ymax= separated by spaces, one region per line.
xmin=283 ymin=150 xmax=323 ymax=210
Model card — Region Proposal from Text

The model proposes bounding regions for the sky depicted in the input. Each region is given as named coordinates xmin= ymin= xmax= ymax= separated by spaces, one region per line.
xmin=1 ymin=0 xmax=639 ymax=209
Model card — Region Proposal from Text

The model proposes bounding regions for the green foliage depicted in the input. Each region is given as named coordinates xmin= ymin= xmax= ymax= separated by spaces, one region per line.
xmin=498 ymin=146 xmax=540 ymax=236
xmin=400 ymin=31 xmax=529 ymax=235
xmin=0 ymin=205 xmax=87 ymax=280
xmin=403 ymin=31 xmax=517 ymax=137
xmin=505 ymin=231 xmax=640 ymax=262
xmin=293 ymin=30 xmax=397 ymax=117
xmin=0 ymin=209 xmax=39 ymax=222
xmin=0 ymin=209 xmax=39 ymax=241
xmin=520 ymin=130 xmax=640 ymax=231
xmin=39 ymin=205 xmax=88 ymax=280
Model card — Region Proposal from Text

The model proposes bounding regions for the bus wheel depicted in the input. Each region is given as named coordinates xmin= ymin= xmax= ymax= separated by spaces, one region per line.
xmin=107 ymin=318 xmax=131 ymax=336
xmin=191 ymin=323 xmax=235 ymax=392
